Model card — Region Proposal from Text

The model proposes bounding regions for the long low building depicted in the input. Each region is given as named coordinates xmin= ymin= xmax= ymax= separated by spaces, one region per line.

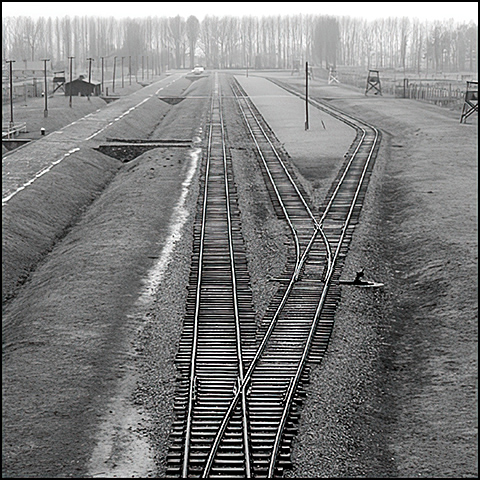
xmin=64 ymin=76 xmax=101 ymax=96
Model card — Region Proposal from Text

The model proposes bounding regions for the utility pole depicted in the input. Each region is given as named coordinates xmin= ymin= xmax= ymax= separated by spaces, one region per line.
xmin=87 ymin=57 xmax=94 ymax=84
xmin=101 ymin=56 xmax=105 ymax=93
xmin=7 ymin=60 xmax=15 ymax=129
xmin=305 ymin=61 xmax=309 ymax=130
xmin=146 ymin=56 xmax=149 ymax=80
xmin=42 ymin=58 xmax=50 ymax=117
xmin=121 ymin=56 xmax=125 ymax=88
xmin=142 ymin=55 xmax=144 ymax=81
xmin=129 ymin=55 xmax=132 ymax=85
xmin=87 ymin=57 xmax=94 ymax=100
xmin=68 ymin=56 xmax=74 ymax=108
xmin=113 ymin=56 xmax=117 ymax=93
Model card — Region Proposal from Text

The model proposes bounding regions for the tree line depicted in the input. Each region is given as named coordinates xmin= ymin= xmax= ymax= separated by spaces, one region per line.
xmin=2 ymin=14 xmax=477 ymax=75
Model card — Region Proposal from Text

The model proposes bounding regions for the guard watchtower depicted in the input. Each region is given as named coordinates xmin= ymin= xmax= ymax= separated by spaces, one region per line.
xmin=460 ymin=81 xmax=478 ymax=123
xmin=328 ymin=66 xmax=339 ymax=85
xmin=365 ymin=69 xmax=382 ymax=96
xmin=52 ymin=70 xmax=66 ymax=93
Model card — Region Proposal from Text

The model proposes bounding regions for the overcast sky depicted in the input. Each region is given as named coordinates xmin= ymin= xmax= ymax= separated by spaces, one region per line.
xmin=2 ymin=2 xmax=478 ymax=23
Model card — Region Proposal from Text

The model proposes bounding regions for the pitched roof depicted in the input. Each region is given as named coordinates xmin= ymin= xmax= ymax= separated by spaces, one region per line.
xmin=65 ymin=77 xmax=100 ymax=86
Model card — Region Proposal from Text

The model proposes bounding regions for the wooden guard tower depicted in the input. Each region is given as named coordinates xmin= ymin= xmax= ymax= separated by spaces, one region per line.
xmin=328 ymin=66 xmax=339 ymax=85
xmin=52 ymin=70 xmax=66 ymax=93
xmin=460 ymin=81 xmax=478 ymax=123
xmin=365 ymin=69 xmax=382 ymax=95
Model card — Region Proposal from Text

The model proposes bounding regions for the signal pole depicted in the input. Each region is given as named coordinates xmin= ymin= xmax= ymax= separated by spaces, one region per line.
xmin=129 ymin=55 xmax=132 ymax=85
xmin=101 ymin=56 xmax=105 ymax=93
xmin=87 ymin=57 xmax=94 ymax=100
xmin=113 ymin=56 xmax=117 ymax=93
xmin=68 ymin=56 xmax=74 ymax=108
xmin=42 ymin=58 xmax=50 ymax=117
xmin=7 ymin=59 xmax=15 ymax=129
xmin=305 ymin=61 xmax=309 ymax=130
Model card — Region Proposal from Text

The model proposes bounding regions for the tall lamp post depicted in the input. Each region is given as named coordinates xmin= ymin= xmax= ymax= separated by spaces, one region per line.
xmin=129 ymin=55 xmax=132 ymax=85
xmin=112 ymin=56 xmax=117 ymax=93
xmin=68 ymin=56 xmax=74 ymax=107
xmin=87 ymin=57 xmax=94 ymax=100
xmin=101 ymin=56 xmax=105 ymax=93
xmin=42 ymin=58 xmax=50 ymax=117
xmin=305 ymin=61 xmax=309 ymax=130
xmin=6 ymin=59 xmax=15 ymax=130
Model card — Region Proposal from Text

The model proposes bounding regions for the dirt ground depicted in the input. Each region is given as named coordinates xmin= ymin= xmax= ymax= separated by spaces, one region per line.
xmin=2 ymin=70 xmax=477 ymax=478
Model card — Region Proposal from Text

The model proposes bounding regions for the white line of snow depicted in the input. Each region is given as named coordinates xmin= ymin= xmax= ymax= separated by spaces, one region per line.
xmin=2 ymin=147 xmax=80 ymax=205
xmin=135 ymin=146 xmax=201 ymax=305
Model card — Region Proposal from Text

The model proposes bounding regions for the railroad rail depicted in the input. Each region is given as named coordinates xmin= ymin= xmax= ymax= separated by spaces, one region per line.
xmin=167 ymin=73 xmax=381 ymax=478
xmin=167 ymin=73 xmax=257 ymax=477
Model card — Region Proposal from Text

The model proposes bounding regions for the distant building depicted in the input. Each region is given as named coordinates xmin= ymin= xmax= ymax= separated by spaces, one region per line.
xmin=64 ymin=76 xmax=101 ymax=96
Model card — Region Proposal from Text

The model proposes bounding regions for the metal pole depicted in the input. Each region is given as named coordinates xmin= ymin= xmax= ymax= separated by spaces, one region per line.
xmin=101 ymin=57 xmax=105 ymax=93
xmin=68 ymin=56 xmax=74 ymax=108
xmin=42 ymin=58 xmax=50 ymax=117
xmin=7 ymin=60 xmax=15 ymax=129
xmin=113 ymin=56 xmax=117 ymax=93
xmin=142 ymin=55 xmax=144 ymax=81
xmin=87 ymin=57 xmax=94 ymax=84
xmin=121 ymin=56 xmax=125 ymax=88
xmin=87 ymin=57 xmax=94 ymax=100
xmin=305 ymin=61 xmax=309 ymax=130
xmin=129 ymin=55 xmax=132 ymax=85
xmin=146 ymin=56 xmax=149 ymax=80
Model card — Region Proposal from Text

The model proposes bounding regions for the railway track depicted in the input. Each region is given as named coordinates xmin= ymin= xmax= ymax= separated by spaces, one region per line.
xmin=167 ymin=74 xmax=257 ymax=477
xmin=167 ymin=73 xmax=381 ymax=478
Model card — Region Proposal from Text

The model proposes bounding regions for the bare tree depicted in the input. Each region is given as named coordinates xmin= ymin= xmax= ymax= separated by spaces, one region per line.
xmin=186 ymin=15 xmax=200 ymax=68
xmin=2 ymin=13 xmax=477 ymax=76
xmin=168 ymin=15 xmax=186 ymax=68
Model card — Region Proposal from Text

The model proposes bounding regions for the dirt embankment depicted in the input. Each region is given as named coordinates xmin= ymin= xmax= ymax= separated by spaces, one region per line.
xmin=2 ymin=75 xmax=195 ymax=308
xmin=2 ymin=74 xmax=211 ymax=477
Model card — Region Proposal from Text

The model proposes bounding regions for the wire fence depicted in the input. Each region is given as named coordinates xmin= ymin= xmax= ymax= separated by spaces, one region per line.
xmin=313 ymin=66 xmax=476 ymax=110
xmin=2 ymin=78 xmax=47 ymax=105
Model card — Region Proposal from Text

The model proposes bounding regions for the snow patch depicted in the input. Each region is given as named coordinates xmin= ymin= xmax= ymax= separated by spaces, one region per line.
xmin=135 ymin=146 xmax=201 ymax=304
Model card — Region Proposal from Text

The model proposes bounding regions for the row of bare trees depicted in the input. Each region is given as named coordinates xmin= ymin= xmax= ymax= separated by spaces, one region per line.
xmin=2 ymin=14 xmax=477 ymax=74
